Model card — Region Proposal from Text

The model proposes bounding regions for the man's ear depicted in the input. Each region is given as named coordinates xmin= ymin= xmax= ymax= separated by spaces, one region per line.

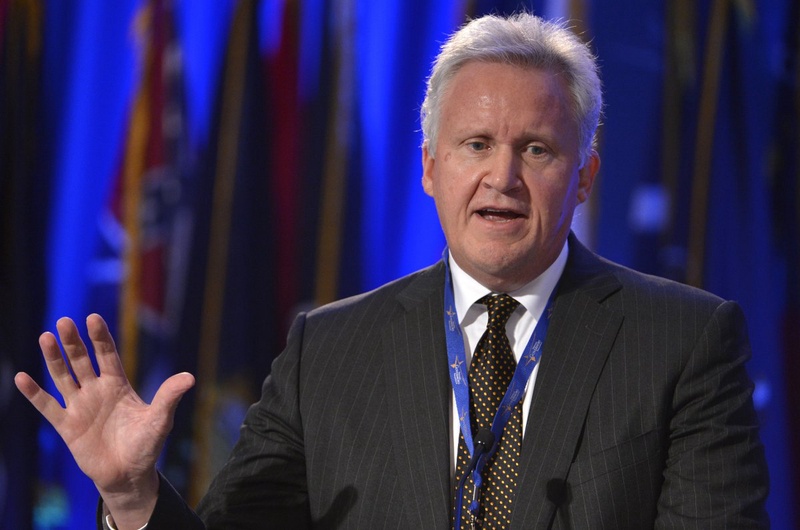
xmin=577 ymin=150 xmax=600 ymax=204
xmin=421 ymin=142 xmax=435 ymax=197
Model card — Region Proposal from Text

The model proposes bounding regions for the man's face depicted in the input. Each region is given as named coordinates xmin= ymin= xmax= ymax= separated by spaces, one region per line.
xmin=422 ymin=61 xmax=599 ymax=292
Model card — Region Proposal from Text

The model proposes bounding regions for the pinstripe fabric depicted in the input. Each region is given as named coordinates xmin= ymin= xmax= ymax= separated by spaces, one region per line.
xmin=512 ymin=237 xmax=768 ymax=529
xmin=142 ymin=234 xmax=767 ymax=529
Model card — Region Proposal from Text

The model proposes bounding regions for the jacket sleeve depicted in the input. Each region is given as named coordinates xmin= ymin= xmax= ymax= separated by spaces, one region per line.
xmin=656 ymin=301 xmax=769 ymax=528
xmin=194 ymin=312 xmax=312 ymax=529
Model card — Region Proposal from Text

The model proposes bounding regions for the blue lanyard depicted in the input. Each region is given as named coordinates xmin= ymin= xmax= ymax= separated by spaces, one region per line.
xmin=443 ymin=249 xmax=556 ymax=521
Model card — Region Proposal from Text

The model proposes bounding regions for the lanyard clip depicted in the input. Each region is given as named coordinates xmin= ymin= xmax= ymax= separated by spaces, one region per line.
xmin=469 ymin=482 xmax=480 ymax=530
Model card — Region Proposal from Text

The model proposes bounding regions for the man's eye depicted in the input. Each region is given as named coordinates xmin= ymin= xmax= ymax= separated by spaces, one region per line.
xmin=468 ymin=141 xmax=488 ymax=151
xmin=526 ymin=145 xmax=547 ymax=156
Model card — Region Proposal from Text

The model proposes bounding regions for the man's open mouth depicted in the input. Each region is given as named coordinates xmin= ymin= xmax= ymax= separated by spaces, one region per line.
xmin=477 ymin=208 xmax=523 ymax=221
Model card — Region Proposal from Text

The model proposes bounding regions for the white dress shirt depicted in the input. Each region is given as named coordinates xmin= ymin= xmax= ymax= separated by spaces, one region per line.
xmin=447 ymin=241 xmax=568 ymax=476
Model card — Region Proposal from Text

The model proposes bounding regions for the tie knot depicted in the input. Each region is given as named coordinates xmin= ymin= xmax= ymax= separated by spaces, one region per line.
xmin=479 ymin=293 xmax=519 ymax=330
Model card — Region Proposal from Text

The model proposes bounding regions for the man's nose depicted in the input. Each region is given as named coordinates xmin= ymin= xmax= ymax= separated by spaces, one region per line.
xmin=483 ymin=148 xmax=522 ymax=193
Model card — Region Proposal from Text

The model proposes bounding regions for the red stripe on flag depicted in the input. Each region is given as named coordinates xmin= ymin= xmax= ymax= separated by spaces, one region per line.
xmin=265 ymin=3 xmax=301 ymax=334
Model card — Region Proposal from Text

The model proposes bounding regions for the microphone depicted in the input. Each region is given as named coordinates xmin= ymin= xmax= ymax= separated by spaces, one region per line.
xmin=469 ymin=428 xmax=496 ymax=470
xmin=454 ymin=428 xmax=496 ymax=528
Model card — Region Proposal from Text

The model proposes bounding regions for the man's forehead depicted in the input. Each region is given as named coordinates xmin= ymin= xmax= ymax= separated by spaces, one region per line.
xmin=440 ymin=63 xmax=571 ymax=113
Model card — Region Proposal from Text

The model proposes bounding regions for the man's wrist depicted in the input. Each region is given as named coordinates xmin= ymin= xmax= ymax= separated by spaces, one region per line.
xmin=99 ymin=471 xmax=159 ymax=530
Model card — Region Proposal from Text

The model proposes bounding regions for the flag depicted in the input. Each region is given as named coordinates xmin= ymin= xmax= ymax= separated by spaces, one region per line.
xmin=36 ymin=0 xmax=182 ymax=526
xmin=111 ymin=0 xmax=197 ymax=402
xmin=0 ymin=1 xmax=45 ymax=528
xmin=84 ymin=0 xmax=211 ymax=503
xmin=179 ymin=0 xmax=279 ymax=503
xmin=769 ymin=0 xmax=800 ymax=513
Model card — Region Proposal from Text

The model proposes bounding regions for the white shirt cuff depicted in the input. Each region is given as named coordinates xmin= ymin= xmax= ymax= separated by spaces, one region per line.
xmin=105 ymin=514 xmax=148 ymax=530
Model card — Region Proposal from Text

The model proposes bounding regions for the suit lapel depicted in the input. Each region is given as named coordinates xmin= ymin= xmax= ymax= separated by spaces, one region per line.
xmin=378 ymin=240 xmax=624 ymax=529
xmin=511 ymin=237 xmax=624 ymax=529
xmin=382 ymin=263 xmax=453 ymax=529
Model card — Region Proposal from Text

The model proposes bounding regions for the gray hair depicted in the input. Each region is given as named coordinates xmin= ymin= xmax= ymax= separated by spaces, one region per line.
xmin=420 ymin=13 xmax=602 ymax=164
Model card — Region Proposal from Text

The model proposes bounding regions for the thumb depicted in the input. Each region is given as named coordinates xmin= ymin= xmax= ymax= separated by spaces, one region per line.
xmin=151 ymin=372 xmax=195 ymax=421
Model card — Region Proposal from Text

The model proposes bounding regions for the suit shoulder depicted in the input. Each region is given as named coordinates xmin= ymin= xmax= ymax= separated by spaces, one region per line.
xmin=305 ymin=262 xmax=444 ymax=323
xmin=614 ymin=261 xmax=723 ymax=302
xmin=593 ymin=257 xmax=735 ymax=322
xmin=566 ymin=237 xmax=728 ymax=313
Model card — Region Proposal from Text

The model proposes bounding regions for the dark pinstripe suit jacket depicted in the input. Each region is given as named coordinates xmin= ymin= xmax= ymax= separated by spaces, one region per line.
xmin=141 ymin=235 xmax=768 ymax=529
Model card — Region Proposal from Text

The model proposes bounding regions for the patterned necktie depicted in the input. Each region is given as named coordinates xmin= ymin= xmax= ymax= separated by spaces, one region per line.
xmin=453 ymin=294 xmax=522 ymax=529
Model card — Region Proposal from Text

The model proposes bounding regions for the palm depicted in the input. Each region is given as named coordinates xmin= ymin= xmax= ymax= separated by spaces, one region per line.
xmin=56 ymin=371 xmax=170 ymax=488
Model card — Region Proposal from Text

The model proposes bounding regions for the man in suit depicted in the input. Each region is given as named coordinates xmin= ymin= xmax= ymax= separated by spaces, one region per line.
xmin=15 ymin=13 xmax=768 ymax=529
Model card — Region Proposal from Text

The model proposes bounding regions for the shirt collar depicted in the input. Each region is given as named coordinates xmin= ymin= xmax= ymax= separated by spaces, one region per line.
xmin=448 ymin=241 xmax=569 ymax=325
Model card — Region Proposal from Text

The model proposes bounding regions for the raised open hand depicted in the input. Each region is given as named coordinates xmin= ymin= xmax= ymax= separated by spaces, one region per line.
xmin=15 ymin=314 xmax=195 ymax=526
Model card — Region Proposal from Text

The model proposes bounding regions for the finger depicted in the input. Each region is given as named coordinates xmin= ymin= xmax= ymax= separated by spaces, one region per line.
xmin=39 ymin=330 xmax=80 ymax=395
xmin=56 ymin=316 xmax=98 ymax=384
xmin=150 ymin=372 xmax=195 ymax=428
xmin=14 ymin=372 xmax=67 ymax=428
xmin=85 ymin=313 xmax=126 ymax=378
